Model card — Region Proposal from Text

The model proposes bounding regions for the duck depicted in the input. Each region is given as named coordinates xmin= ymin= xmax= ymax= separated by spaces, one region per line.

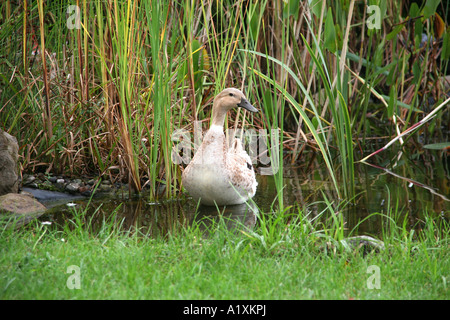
xmin=182 ymin=88 xmax=258 ymax=206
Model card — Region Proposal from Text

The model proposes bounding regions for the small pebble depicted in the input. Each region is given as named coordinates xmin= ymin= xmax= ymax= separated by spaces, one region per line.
xmin=23 ymin=175 xmax=36 ymax=185
xmin=65 ymin=182 xmax=80 ymax=193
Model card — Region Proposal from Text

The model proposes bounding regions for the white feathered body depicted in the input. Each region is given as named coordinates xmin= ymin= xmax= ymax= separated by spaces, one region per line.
xmin=182 ymin=125 xmax=257 ymax=206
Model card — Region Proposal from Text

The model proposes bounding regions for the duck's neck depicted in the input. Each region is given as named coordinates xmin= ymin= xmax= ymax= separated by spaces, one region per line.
xmin=211 ymin=100 xmax=228 ymax=127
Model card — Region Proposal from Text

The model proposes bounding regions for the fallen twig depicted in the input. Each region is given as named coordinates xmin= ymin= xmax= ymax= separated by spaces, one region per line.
xmin=359 ymin=96 xmax=450 ymax=163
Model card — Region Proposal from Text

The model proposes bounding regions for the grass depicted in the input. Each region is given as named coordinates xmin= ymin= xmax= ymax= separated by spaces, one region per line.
xmin=0 ymin=200 xmax=448 ymax=299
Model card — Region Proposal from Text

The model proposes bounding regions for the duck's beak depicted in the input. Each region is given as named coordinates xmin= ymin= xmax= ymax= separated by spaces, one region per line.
xmin=238 ymin=98 xmax=258 ymax=113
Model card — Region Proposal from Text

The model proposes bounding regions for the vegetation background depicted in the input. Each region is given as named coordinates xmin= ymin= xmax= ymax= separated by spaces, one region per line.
xmin=0 ymin=0 xmax=449 ymax=202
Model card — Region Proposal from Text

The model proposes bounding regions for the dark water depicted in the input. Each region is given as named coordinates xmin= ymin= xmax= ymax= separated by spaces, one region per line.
xmin=39 ymin=150 xmax=450 ymax=237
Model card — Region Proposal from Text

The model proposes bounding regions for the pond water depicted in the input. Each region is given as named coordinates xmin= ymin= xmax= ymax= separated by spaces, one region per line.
xmin=38 ymin=149 xmax=449 ymax=238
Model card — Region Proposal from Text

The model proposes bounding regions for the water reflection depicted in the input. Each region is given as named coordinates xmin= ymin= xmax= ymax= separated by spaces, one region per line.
xmin=39 ymin=149 xmax=449 ymax=237
xmin=42 ymin=196 xmax=258 ymax=237
xmin=193 ymin=202 xmax=258 ymax=233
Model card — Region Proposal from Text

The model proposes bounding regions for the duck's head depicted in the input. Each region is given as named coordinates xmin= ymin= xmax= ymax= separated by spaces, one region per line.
xmin=212 ymin=88 xmax=257 ymax=126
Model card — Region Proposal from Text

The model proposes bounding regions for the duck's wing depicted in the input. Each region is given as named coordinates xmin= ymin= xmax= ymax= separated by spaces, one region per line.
xmin=229 ymin=138 xmax=252 ymax=165
xmin=227 ymin=138 xmax=257 ymax=195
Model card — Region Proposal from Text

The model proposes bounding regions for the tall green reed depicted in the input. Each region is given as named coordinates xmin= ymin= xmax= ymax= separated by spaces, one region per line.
xmin=109 ymin=0 xmax=142 ymax=191
xmin=142 ymin=0 xmax=177 ymax=198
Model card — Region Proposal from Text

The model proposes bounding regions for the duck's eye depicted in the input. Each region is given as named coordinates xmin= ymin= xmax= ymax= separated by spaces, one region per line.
xmin=229 ymin=93 xmax=234 ymax=97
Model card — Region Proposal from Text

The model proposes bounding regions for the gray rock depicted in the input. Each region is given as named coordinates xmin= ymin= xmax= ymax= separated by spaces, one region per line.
xmin=48 ymin=176 xmax=57 ymax=183
xmin=65 ymin=182 xmax=80 ymax=193
xmin=97 ymin=184 xmax=112 ymax=193
xmin=0 ymin=193 xmax=47 ymax=227
xmin=340 ymin=236 xmax=385 ymax=254
xmin=26 ymin=182 xmax=39 ymax=189
xmin=0 ymin=130 xmax=19 ymax=195
xmin=23 ymin=174 xmax=36 ymax=185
